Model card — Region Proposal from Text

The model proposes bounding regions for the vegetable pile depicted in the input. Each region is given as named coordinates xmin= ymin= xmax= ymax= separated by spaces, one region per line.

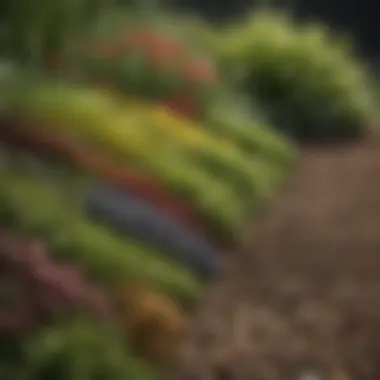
xmin=1 ymin=2 xmax=375 ymax=379
xmin=0 ymin=62 xmax=294 ymax=377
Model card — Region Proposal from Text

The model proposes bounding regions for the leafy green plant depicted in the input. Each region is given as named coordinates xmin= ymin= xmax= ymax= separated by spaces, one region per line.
xmin=1 ymin=0 xmax=124 ymax=67
xmin=219 ymin=9 xmax=378 ymax=142
xmin=22 ymin=317 xmax=157 ymax=380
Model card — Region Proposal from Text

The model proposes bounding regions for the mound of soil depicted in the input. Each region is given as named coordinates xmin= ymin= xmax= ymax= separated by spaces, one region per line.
xmin=176 ymin=132 xmax=380 ymax=380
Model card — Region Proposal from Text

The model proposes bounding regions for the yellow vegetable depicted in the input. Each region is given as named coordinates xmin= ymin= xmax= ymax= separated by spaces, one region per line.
xmin=143 ymin=105 xmax=240 ymax=156
xmin=115 ymin=283 xmax=187 ymax=366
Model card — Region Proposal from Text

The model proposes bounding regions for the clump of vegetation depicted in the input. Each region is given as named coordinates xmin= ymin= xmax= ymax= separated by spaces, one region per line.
xmin=219 ymin=10 xmax=378 ymax=142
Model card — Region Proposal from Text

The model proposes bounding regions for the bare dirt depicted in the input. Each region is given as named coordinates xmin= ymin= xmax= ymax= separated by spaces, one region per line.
xmin=176 ymin=132 xmax=380 ymax=380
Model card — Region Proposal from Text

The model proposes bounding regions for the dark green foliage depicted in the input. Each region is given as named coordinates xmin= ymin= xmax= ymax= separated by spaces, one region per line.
xmin=219 ymin=10 xmax=378 ymax=142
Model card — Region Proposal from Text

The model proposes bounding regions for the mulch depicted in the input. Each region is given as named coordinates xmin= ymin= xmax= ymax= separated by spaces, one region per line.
xmin=176 ymin=131 xmax=380 ymax=380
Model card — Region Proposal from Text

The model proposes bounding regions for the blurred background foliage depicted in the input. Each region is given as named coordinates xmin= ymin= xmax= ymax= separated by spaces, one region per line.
xmin=0 ymin=0 xmax=378 ymax=141
xmin=0 ymin=0 xmax=378 ymax=378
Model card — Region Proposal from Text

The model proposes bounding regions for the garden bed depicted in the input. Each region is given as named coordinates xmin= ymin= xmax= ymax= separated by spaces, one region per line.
xmin=1 ymin=3 xmax=380 ymax=378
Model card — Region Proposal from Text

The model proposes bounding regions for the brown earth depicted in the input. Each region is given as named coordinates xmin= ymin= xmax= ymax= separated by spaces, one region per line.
xmin=176 ymin=132 xmax=380 ymax=380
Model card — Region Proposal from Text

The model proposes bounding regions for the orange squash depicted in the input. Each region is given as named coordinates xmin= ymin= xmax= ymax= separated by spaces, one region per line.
xmin=114 ymin=283 xmax=187 ymax=365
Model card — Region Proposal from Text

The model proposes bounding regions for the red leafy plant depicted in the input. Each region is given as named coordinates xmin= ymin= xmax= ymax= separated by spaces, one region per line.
xmin=0 ymin=231 xmax=117 ymax=336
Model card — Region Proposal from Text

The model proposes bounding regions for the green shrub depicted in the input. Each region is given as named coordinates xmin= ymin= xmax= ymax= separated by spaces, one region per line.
xmin=219 ymin=10 xmax=378 ymax=142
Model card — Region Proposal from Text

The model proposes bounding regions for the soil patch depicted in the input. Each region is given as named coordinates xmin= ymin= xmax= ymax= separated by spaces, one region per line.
xmin=176 ymin=132 xmax=380 ymax=380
